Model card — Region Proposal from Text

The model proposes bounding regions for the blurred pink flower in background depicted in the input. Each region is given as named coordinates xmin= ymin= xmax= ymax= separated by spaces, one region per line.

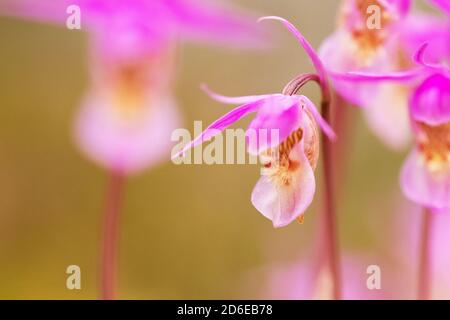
xmin=261 ymin=253 xmax=391 ymax=300
xmin=320 ymin=0 xmax=450 ymax=150
xmin=336 ymin=49 xmax=450 ymax=211
xmin=0 ymin=0 xmax=265 ymax=174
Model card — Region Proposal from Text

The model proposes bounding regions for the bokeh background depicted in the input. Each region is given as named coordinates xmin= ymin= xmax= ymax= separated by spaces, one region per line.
xmin=0 ymin=0 xmax=434 ymax=299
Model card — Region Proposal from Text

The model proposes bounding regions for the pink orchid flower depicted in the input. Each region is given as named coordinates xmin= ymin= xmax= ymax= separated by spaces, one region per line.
xmin=320 ymin=0 xmax=449 ymax=150
xmin=174 ymin=17 xmax=336 ymax=228
xmin=0 ymin=0 xmax=265 ymax=174
xmin=338 ymin=42 xmax=450 ymax=210
xmin=400 ymin=66 xmax=450 ymax=211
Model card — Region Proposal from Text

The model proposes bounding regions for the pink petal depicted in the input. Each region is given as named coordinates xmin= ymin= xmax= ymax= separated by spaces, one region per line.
xmin=301 ymin=96 xmax=336 ymax=141
xmin=201 ymin=84 xmax=274 ymax=105
xmin=75 ymin=92 xmax=180 ymax=174
xmin=258 ymin=16 xmax=329 ymax=94
xmin=172 ymin=98 xmax=263 ymax=159
xmin=398 ymin=13 xmax=450 ymax=71
xmin=363 ymin=83 xmax=411 ymax=150
xmin=400 ymin=150 xmax=450 ymax=210
xmin=169 ymin=0 xmax=267 ymax=48
xmin=414 ymin=43 xmax=450 ymax=75
xmin=411 ymin=73 xmax=450 ymax=126
xmin=318 ymin=30 xmax=389 ymax=106
xmin=246 ymin=95 xmax=301 ymax=155
xmin=0 ymin=0 xmax=71 ymax=24
xmin=251 ymin=142 xmax=316 ymax=228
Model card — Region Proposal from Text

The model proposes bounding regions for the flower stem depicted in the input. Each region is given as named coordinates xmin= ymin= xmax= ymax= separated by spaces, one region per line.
xmin=331 ymin=93 xmax=352 ymax=190
xmin=320 ymin=98 xmax=342 ymax=300
xmin=100 ymin=170 xmax=126 ymax=300
xmin=283 ymin=74 xmax=341 ymax=300
xmin=418 ymin=207 xmax=433 ymax=300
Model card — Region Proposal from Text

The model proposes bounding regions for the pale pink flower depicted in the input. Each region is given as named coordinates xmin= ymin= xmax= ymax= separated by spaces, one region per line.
xmin=0 ymin=0 xmax=265 ymax=173
xmin=320 ymin=0 xmax=449 ymax=150
xmin=174 ymin=17 xmax=335 ymax=227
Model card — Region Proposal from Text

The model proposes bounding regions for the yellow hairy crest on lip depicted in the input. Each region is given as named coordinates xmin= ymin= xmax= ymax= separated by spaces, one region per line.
xmin=259 ymin=109 xmax=319 ymax=187
xmin=417 ymin=122 xmax=450 ymax=172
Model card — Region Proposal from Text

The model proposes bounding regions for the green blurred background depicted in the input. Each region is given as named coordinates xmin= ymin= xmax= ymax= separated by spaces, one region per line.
xmin=0 ymin=0 xmax=430 ymax=299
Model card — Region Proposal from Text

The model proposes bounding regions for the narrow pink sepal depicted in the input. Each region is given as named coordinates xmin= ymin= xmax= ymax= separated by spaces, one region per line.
xmin=330 ymin=69 xmax=423 ymax=83
xmin=258 ymin=16 xmax=330 ymax=94
xmin=171 ymin=99 xmax=262 ymax=160
xmin=200 ymin=84 xmax=274 ymax=105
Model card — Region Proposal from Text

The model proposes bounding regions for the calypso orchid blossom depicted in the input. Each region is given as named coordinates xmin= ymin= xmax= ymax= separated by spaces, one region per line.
xmin=0 ymin=0 xmax=266 ymax=174
xmin=320 ymin=0 xmax=450 ymax=150
xmin=400 ymin=49 xmax=450 ymax=212
xmin=335 ymin=41 xmax=450 ymax=211
xmin=174 ymin=17 xmax=336 ymax=228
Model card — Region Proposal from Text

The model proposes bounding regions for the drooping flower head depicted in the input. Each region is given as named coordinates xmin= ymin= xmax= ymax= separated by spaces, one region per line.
xmin=173 ymin=17 xmax=336 ymax=227
xmin=0 ymin=0 xmax=266 ymax=174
